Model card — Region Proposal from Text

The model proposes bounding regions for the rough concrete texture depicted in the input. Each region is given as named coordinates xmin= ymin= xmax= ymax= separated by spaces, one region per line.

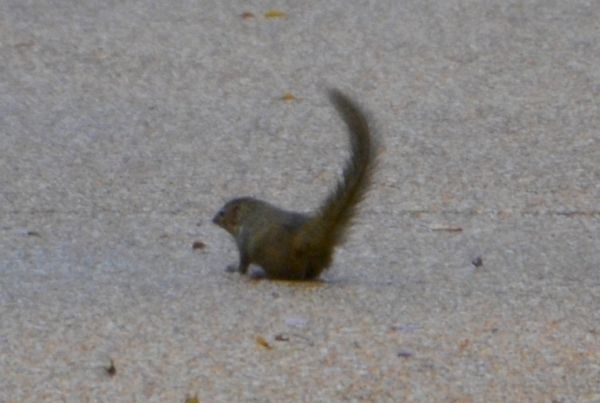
xmin=1 ymin=0 xmax=600 ymax=401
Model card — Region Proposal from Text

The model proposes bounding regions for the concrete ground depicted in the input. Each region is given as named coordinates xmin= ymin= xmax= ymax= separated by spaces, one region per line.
xmin=1 ymin=0 xmax=600 ymax=401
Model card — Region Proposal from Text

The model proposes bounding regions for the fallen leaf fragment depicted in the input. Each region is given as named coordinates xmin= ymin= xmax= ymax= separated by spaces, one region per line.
xmin=186 ymin=394 xmax=200 ymax=403
xmin=397 ymin=350 xmax=412 ymax=358
xmin=192 ymin=241 xmax=206 ymax=250
xmin=391 ymin=324 xmax=420 ymax=332
xmin=256 ymin=336 xmax=273 ymax=349
xmin=427 ymin=223 xmax=463 ymax=232
xmin=274 ymin=333 xmax=289 ymax=341
xmin=104 ymin=359 xmax=116 ymax=377
xmin=265 ymin=10 xmax=287 ymax=18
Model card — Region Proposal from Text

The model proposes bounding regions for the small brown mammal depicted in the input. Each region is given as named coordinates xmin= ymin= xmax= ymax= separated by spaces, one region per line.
xmin=213 ymin=89 xmax=378 ymax=280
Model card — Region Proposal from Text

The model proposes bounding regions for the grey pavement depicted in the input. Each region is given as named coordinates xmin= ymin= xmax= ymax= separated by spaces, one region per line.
xmin=2 ymin=0 xmax=600 ymax=401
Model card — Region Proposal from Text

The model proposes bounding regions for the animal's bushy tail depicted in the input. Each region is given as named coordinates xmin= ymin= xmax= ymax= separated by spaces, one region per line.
xmin=292 ymin=89 xmax=378 ymax=277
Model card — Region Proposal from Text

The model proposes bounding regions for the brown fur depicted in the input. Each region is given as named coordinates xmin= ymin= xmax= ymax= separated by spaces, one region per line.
xmin=213 ymin=89 xmax=378 ymax=280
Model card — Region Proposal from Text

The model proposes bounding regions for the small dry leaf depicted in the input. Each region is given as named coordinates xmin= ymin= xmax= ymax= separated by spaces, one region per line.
xmin=548 ymin=320 xmax=561 ymax=330
xmin=265 ymin=10 xmax=287 ymax=18
xmin=256 ymin=336 xmax=272 ymax=349
xmin=192 ymin=241 xmax=206 ymax=250
xmin=397 ymin=350 xmax=412 ymax=358
xmin=499 ymin=209 xmax=512 ymax=218
xmin=427 ymin=223 xmax=463 ymax=232
xmin=186 ymin=394 xmax=200 ymax=403
xmin=241 ymin=12 xmax=255 ymax=19
xmin=281 ymin=92 xmax=296 ymax=101
xmin=274 ymin=334 xmax=289 ymax=342
xmin=104 ymin=359 xmax=116 ymax=376
xmin=458 ymin=339 xmax=470 ymax=351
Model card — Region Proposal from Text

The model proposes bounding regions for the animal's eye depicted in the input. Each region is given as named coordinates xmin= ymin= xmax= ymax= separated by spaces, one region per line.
xmin=218 ymin=209 xmax=226 ymax=217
